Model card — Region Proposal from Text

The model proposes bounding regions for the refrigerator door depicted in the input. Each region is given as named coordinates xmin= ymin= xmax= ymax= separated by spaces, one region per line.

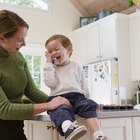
xmin=83 ymin=59 xmax=119 ymax=105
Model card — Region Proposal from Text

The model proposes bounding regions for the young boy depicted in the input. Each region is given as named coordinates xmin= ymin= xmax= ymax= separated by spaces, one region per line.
xmin=43 ymin=34 xmax=107 ymax=140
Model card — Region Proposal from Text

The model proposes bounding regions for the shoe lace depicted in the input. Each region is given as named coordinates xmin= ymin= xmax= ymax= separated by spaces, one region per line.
xmin=69 ymin=121 xmax=79 ymax=129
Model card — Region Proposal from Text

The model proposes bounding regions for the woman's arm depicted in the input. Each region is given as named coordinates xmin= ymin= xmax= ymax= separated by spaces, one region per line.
xmin=0 ymin=85 xmax=70 ymax=119
xmin=32 ymin=96 xmax=71 ymax=115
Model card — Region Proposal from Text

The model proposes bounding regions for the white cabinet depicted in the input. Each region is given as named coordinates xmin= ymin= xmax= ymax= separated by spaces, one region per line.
xmin=100 ymin=117 xmax=132 ymax=140
xmin=69 ymin=18 xmax=102 ymax=64
xmin=69 ymin=13 xmax=130 ymax=64
xmin=24 ymin=116 xmax=140 ymax=140
xmin=99 ymin=17 xmax=117 ymax=60
xmin=69 ymin=28 xmax=87 ymax=64
xmin=86 ymin=23 xmax=100 ymax=63
xmin=24 ymin=120 xmax=29 ymax=140
xmin=132 ymin=117 xmax=140 ymax=140
xmin=77 ymin=119 xmax=92 ymax=140
xmin=24 ymin=120 xmax=92 ymax=140
xmin=24 ymin=120 xmax=60 ymax=140
xmin=129 ymin=12 xmax=140 ymax=81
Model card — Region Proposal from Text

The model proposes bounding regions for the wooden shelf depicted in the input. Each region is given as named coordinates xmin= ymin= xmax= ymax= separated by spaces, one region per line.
xmin=70 ymin=0 xmax=129 ymax=16
xmin=120 ymin=5 xmax=140 ymax=14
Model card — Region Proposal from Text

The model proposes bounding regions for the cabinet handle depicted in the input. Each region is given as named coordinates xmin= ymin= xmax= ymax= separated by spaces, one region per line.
xmin=51 ymin=125 xmax=56 ymax=130
xmin=46 ymin=125 xmax=56 ymax=130
xmin=47 ymin=125 xmax=52 ymax=130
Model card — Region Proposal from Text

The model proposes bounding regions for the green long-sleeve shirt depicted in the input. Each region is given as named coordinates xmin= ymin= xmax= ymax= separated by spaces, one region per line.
xmin=0 ymin=46 xmax=48 ymax=120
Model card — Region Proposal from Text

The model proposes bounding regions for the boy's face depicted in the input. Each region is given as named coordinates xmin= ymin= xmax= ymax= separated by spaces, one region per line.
xmin=46 ymin=40 xmax=72 ymax=66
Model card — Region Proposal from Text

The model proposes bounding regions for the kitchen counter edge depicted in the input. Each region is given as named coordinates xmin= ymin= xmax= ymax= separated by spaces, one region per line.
xmin=30 ymin=110 xmax=140 ymax=122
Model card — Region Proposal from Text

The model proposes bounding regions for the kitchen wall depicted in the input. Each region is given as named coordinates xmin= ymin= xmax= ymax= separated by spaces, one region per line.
xmin=0 ymin=0 xmax=81 ymax=44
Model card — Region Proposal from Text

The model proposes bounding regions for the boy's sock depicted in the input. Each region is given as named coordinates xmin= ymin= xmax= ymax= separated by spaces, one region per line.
xmin=93 ymin=131 xmax=104 ymax=139
xmin=62 ymin=120 xmax=73 ymax=133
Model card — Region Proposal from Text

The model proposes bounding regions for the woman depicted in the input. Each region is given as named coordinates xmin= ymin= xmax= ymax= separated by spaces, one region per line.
xmin=0 ymin=10 xmax=70 ymax=140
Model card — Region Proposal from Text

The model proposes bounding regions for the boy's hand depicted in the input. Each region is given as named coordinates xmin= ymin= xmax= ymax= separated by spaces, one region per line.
xmin=45 ymin=51 xmax=52 ymax=63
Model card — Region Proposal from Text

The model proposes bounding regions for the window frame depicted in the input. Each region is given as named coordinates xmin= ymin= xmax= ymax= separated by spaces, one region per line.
xmin=20 ymin=43 xmax=50 ymax=94
xmin=0 ymin=0 xmax=51 ymax=15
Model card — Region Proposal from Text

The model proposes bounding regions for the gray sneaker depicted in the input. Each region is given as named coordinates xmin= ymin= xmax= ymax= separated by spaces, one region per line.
xmin=64 ymin=124 xmax=87 ymax=140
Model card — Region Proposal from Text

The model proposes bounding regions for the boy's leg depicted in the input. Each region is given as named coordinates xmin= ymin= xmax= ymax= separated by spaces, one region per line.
xmin=48 ymin=104 xmax=75 ymax=136
xmin=48 ymin=104 xmax=87 ymax=140
xmin=86 ymin=118 xmax=101 ymax=134
xmin=73 ymin=96 xmax=107 ymax=140
xmin=86 ymin=118 xmax=106 ymax=140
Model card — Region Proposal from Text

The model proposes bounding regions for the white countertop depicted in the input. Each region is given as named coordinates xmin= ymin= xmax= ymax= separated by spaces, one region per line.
xmin=97 ymin=109 xmax=140 ymax=119
xmin=31 ymin=110 xmax=140 ymax=122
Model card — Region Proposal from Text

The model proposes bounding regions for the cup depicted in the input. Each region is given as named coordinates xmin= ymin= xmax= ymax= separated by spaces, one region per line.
xmin=99 ymin=10 xmax=106 ymax=19
xmin=97 ymin=104 xmax=103 ymax=112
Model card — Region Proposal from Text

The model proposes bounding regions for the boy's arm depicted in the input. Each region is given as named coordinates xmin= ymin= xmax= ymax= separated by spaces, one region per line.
xmin=43 ymin=63 xmax=58 ymax=88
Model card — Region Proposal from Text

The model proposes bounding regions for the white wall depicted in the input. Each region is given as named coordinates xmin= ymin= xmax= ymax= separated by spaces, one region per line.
xmin=0 ymin=0 xmax=81 ymax=44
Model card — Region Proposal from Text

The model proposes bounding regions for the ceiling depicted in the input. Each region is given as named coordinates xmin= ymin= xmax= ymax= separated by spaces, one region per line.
xmin=69 ymin=0 xmax=129 ymax=16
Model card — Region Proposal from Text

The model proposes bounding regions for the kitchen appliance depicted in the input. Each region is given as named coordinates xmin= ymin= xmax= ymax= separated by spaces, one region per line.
xmin=134 ymin=91 xmax=140 ymax=110
xmin=82 ymin=58 xmax=119 ymax=105
xmin=136 ymin=91 xmax=140 ymax=104
xmin=132 ymin=86 xmax=140 ymax=110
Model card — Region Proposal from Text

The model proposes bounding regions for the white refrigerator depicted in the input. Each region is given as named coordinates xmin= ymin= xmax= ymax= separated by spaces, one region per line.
xmin=82 ymin=58 xmax=119 ymax=105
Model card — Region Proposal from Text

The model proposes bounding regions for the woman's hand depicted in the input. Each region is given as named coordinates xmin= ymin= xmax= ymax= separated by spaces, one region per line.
xmin=47 ymin=96 xmax=71 ymax=110
xmin=32 ymin=96 xmax=71 ymax=116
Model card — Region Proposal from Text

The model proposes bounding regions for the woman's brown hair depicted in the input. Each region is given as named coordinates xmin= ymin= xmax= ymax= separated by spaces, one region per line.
xmin=0 ymin=10 xmax=29 ymax=38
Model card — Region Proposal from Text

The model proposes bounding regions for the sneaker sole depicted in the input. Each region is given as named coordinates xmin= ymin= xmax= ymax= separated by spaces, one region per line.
xmin=65 ymin=126 xmax=87 ymax=140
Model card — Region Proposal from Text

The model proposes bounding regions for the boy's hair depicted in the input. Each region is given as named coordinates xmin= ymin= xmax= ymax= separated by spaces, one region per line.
xmin=45 ymin=34 xmax=72 ymax=48
xmin=45 ymin=34 xmax=73 ymax=56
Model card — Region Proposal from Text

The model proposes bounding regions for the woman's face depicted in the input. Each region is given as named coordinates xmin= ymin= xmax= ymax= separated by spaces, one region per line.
xmin=46 ymin=40 xmax=71 ymax=66
xmin=0 ymin=27 xmax=28 ymax=54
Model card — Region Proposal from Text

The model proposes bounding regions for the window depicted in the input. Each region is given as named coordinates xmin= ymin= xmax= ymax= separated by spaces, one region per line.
xmin=0 ymin=0 xmax=50 ymax=13
xmin=20 ymin=43 xmax=50 ymax=94
xmin=24 ymin=55 xmax=41 ymax=89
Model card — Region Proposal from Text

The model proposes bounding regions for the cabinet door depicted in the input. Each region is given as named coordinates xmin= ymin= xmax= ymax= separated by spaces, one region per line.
xmin=70 ymin=24 xmax=100 ymax=64
xmin=100 ymin=118 xmax=132 ymax=140
xmin=24 ymin=120 xmax=29 ymax=140
xmin=28 ymin=121 xmax=58 ymax=140
xmin=129 ymin=13 xmax=140 ymax=81
xmin=69 ymin=29 xmax=87 ymax=65
xmin=77 ymin=119 xmax=92 ymax=140
xmin=99 ymin=18 xmax=117 ymax=60
xmin=69 ymin=16 xmax=118 ymax=64
xmin=86 ymin=23 xmax=100 ymax=63
xmin=132 ymin=117 xmax=140 ymax=140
